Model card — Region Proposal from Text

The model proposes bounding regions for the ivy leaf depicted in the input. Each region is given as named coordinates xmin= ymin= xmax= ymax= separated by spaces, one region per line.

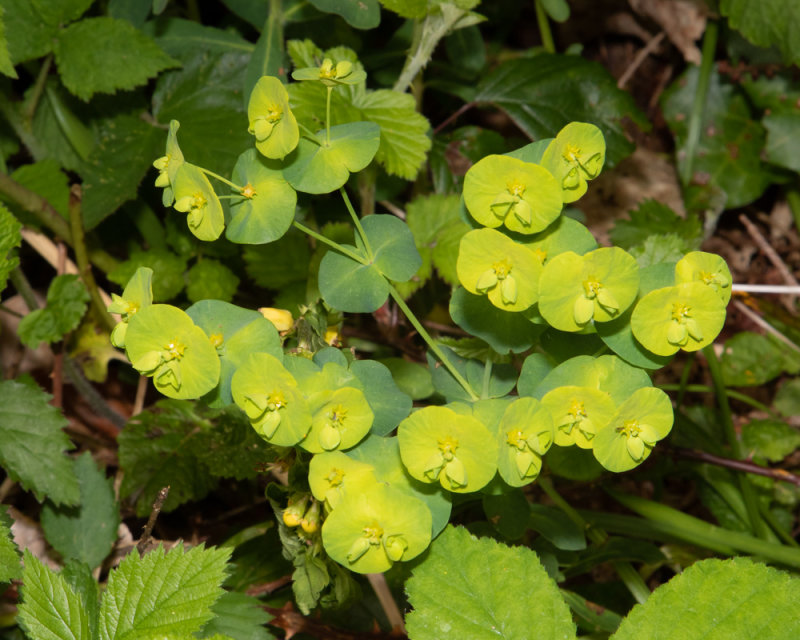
xmin=17 ymin=274 xmax=89 ymax=349
xmin=720 ymin=0 xmax=800 ymax=66
xmin=0 ymin=505 xmax=21 ymax=583
xmin=18 ymin=550 xmax=91 ymax=640
xmin=611 ymin=557 xmax=800 ymax=639
xmin=405 ymin=525 xmax=576 ymax=639
xmin=474 ymin=54 xmax=648 ymax=166
xmin=0 ymin=380 xmax=79 ymax=505
xmin=98 ymin=543 xmax=230 ymax=640
xmin=0 ymin=204 xmax=21 ymax=296
xmin=54 ymin=17 xmax=179 ymax=101
xmin=196 ymin=591 xmax=274 ymax=640
xmin=40 ymin=452 xmax=120 ymax=571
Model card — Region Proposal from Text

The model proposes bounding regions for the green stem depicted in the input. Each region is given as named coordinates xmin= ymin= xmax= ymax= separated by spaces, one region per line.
xmin=69 ymin=187 xmax=116 ymax=333
xmin=0 ymin=93 xmax=46 ymax=160
xmin=759 ymin=501 xmax=800 ymax=548
xmin=660 ymin=383 xmax=778 ymax=417
xmin=22 ymin=55 xmax=52 ymax=128
xmin=292 ymin=220 xmax=367 ymax=264
xmin=9 ymin=267 xmax=39 ymax=311
xmin=534 ymin=0 xmax=556 ymax=53
xmin=481 ymin=359 xmax=493 ymax=399
xmin=388 ymin=284 xmax=478 ymax=401
xmin=298 ymin=121 xmax=322 ymax=143
xmin=198 ymin=167 xmax=243 ymax=191
xmin=326 ymin=86 xmax=333 ymax=145
xmin=703 ymin=344 xmax=769 ymax=539
xmin=675 ymin=352 xmax=695 ymax=410
xmin=340 ymin=188 xmax=373 ymax=260
xmin=681 ymin=20 xmax=718 ymax=185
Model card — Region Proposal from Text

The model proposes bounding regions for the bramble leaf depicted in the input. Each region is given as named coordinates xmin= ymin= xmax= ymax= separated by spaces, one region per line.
xmin=0 ymin=204 xmax=21 ymax=296
xmin=197 ymin=591 xmax=273 ymax=640
xmin=0 ymin=7 xmax=17 ymax=79
xmin=0 ymin=505 xmax=21 ymax=583
xmin=610 ymin=200 xmax=702 ymax=253
xmin=720 ymin=0 xmax=800 ymax=66
xmin=17 ymin=274 xmax=89 ymax=349
xmin=3 ymin=0 xmax=57 ymax=65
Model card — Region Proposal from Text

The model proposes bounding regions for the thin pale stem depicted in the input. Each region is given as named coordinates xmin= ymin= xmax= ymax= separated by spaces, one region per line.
xmin=198 ymin=167 xmax=243 ymax=191
xmin=22 ymin=55 xmax=53 ymax=127
xmin=534 ymin=0 xmax=556 ymax=53
xmin=292 ymin=220 xmax=367 ymax=264
xmin=340 ymin=188 xmax=373 ymax=260
xmin=325 ymin=86 xmax=333 ymax=145
xmin=481 ymin=358 xmax=493 ymax=399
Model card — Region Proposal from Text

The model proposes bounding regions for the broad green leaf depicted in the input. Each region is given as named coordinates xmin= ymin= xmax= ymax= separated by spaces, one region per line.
xmin=720 ymin=332 xmax=787 ymax=386
xmin=61 ymin=561 xmax=99 ymax=640
xmin=17 ymin=275 xmax=88 ymax=349
xmin=3 ymin=0 xmax=57 ymax=64
xmin=318 ymin=249 xmax=388 ymax=313
xmin=98 ymin=544 xmax=230 ymax=640
xmin=186 ymin=260 xmax=240 ymax=303
xmin=529 ymin=504 xmax=586 ymax=551
xmin=405 ymin=525 xmax=576 ymax=640
xmin=0 ymin=7 xmax=17 ymax=79
xmin=378 ymin=358 xmax=434 ymax=400
xmin=308 ymin=0 xmax=381 ymax=29
xmin=775 ymin=378 xmax=800 ymax=416
xmin=40 ymin=453 xmax=119 ymax=570
xmin=18 ymin=550 xmax=90 ymax=640
xmin=741 ymin=419 xmax=800 ymax=462
xmin=54 ymin=18 xmax=179 ymax=101
xmin=517 ymin=352 xmax=554 ymax=397
xmin=761 ymin=112 xmax=800 ymax=172
xmin=220 ymin=0 xmax=268 ymax=27
xmin=109 ymin=0 xmax=152 ymax=27
xmin=720 ymin=0 xmax=800 ymax=66
xmin=611 ymin=557 xmax=800 ymax=639
xmin=9 ymin=159 xmax=70 ymax=220
xmin=283 ymin=122 xmax=380 ymax=194
xmin=482 ymin=489 xmax=530 ymax=539
xmin=358 ymin=214 xmax=421 ymax=282
xmin=0 ymin=204 xmax=21 ymax=296
xmin=474 ymin=54 xmax=648 ymax=166
xmin=541 ymin=0 xmax=570 ymax=21
xmin=30 ymin=0 xmax=92 ymax=26
xmin=0 ymin=505 xmax=21 ymax=582
xmin=197 ymin=591 xmax=273 ymax=640
xmin=445 ymin=24 xmax=486 ymax=74
xmin=244 ymin=13 xmax=285 ymax=113
xmin=108 ymin=248 xmax=188 ymax=302
xmin=662 ymin=65 xmax=769 ymax=208
xmin=143 ymin=18 xmax=255 ymax=59
xmin=610 ymin=200 xmax=702 ymax=252
xmin=350 ymin=359 xmax=412 ymax=436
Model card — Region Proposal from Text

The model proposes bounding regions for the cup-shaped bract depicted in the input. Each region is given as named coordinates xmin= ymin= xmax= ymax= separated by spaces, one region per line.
xmin=152 ymin=120 xmax=184 ymax=206
xmin=398 ymin=406 xmax=498 ymax=493
xmin=496 ymin=397 xmax=555 ymax=486
xmin=675 ymin=251 xmax=732 ymax=305
xmin=463 ymin=155 xmax=563 ymax=234
xmin=457 ymin=228 xmax=543 ymax=312
xmin=322 ymin=484 xmax=432 ymax=573
xmin=125 ymin=304 xmax=220 ymax=400
xmin=519 ymin=215 xmax=598 ymax=266
xmin=292 ymin=57 xmax=367 ymax=87
xmin=107 ymin=267 xmax=153 ymax=348
xmin=541 ymin=122 xmax=606 ymax=203
xmin=231 ymin=352 xmax=311 ymax=446
xmin=541 ymin=386 xmax=616 ymax=449
xmin=300 ymin=387 xmax=374 ymax=453
xmin=631 ymin=282 xmax=727 ymax=356
xmin=308 ymin=451 xmax=378 ymax=510
xmin=592 ymin=387 xmax=673 ymax=472
xmin=247 ymin=76 xmax=299 ymax=159
xmin=538 ymin=247 xmax=640 ymax=332
xmin=172 ymin=164 xmax=224 ymax=242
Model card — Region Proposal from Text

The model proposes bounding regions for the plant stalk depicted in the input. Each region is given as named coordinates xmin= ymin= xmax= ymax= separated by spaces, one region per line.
xmin=534 ymin=0 xmax=556 ymax=53
xmin=340 ymin=188 xmax=374 ymax=260
xmin=292 ymin=220 xmax=367 ymax=264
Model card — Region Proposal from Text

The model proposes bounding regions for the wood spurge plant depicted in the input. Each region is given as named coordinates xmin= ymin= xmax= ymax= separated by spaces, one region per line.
xmin=3 ymin=1 xmax=800 ymax=639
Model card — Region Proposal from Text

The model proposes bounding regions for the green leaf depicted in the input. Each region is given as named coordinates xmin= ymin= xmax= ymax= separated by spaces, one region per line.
xmin=0 ymin=7 xmax=18 ymax=79
xmin=61 ymin=560 xmax=99 ymax=640
xmin=31 ymin=0 xmax=92 ymax=26
xmin=529 ymin=504 xmax=586 ymax=551
xmin=720 ymin=0 xmax=800 ymax=66
xmin=427 ymin=344 xmax=517 ymax=403
xmin=8 ymin=159 xmax=70 ymax=220
xmin=108 ymin=248 xmax=187 ymax=302
xmin=243 ymin=227 xmax=310 ymax=289
xmin=0 ymin=505 xmax=21 ymax=583
xmin=762 ymin=112 xmax=800 ymax=172
xmin=3 ymin=0 xmax=57 ymax=65
xmin=474 ymin=54 xmax=648 ymax=166
xmin=741 ymin=419 xmax=800 ymax=462
xmin=308 ymin=0 xmax=380 ymax=29
xmin=0 ymin=204 xmax=21 ymax=296
xmin=0 ymin=380 xmax=79 ymax=505
xmin=54 ymin=18 xmax=179 ymax=101
xmin=405 ymin=525 xmax=576 ymax=640
xmin=18 ymin=550 xmax=90 ymax=640
xmin=378 ymin=358 xmax=434 ymax=401
xmin=40 ymin=452 xmax=120 ymax=571
xmin=358 ymin=214 xmax=421 ymax=282
xmin=143 ymin=18 xmax=254 ymax=59
xmin=350 ymin=360 xmax=412 ymax=436
xmin=98 ymin=543 xmax=230 ymax=640
xmin=662 ymin=65 xmax=770 ymax=208
xmin=611 ymin=200 xmax=702 ymax=252
xmin=720 ymin=332 xmax=788 ymax=386
xmin=109 ymin=0 xmax=152 ymax=27
xmin=197 ymin=591 xmax=273 ymax=640
xmin=775 ymin=378 xmax=800 ymax=416
xmin=318 ymin=249 xmax=388 ymax=313
xmin=283 ymin=122 xmax=380 ymax=194
xmin=482 ymin=489 xmax=531 ymax=540
xmin=186 ymin=260 xmax=240 ymax=303
xmin=611 ymin=557 xmax=800 ymax=640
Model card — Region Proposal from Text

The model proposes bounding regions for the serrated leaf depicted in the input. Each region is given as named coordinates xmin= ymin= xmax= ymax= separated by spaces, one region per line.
xmin=0 ymin=505 xmax=21 ymax=582
xmin=40 ymin=452 xmax=120 ymax=570
xmin=98 ymin=543 xmax=230 ymax=640
xmin=0 ymin=7 xmax=18 ymax=79
xmin=197 ymin=591 xmax=273 ymax=640
xmin=186 ymin=260 xmax=240 ymax=303
xmin=405 ymin=525 xmax=575 ymax=639
xmin=0 ymin=380 xmax=79 ymax=505
xmin=54 ymin=18 xmax=179 ymax=101
xmin=8 ymin=159 xmax=70 ymax=220
xmin=18 ymin=550 xmax=90 ymax=640
xmin=308 ymin=0 xmax=381 ymax=29
xmin=61 ymin=560 xmax=99 ymax=640
xmin=0 ymin=203 xmax=21 ymax=296
xmin=31 ymin=0 xmax=92 ymax=26
xmin=720 ymin=0 xmax=800 ymax=66
xmin=474 ymin=54 xmax=648 ymax=166
xmin=17 ymin=274 xmax=89 ymax=349
xmin=109 ymin=0 xmax=152 ymax=27
xmin=611 ymin=200 xmax=702 ymax=251
xmin=3 ymin=0 xmax=57 ymax=65
xmin=142 ymin=18 xmax=255 ymax=59
xmin=108 ymin=249 xmax=188 ymax=302
xmin=611 ymin=557 xmax=800 ymax=639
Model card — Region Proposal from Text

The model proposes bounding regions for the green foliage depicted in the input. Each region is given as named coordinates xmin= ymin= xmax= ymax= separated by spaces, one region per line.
xmin=405 ymin=525 xmax=576 ymax=639
xmin=17 ymin=274 xmax=89 ymax=349
xmin=186 ymin=260 xmax=240 ymax=303
xmin=109 ymin=249 xmax=188 ymax=302
xmin=720 ymin=332 xmax=800 ymax=386
xmin=0 ymin=505 xmax=21 ymax=583
xmin=8 ymin=159 xmax=70 ymax=219
xmin=721 ymin=0 xmax=800 ymax=66
xmin=0 ymin=204 xmax=21 ymax=295
xmin=0 ymin=380 xmax=79 ymax=505
xmin=197 ymin=592 xmax=274 ymax=640
xmin=611 ymin=200 xmax=703 ymax=253
xmin=741 ymin=419 xmax=800 ymax=462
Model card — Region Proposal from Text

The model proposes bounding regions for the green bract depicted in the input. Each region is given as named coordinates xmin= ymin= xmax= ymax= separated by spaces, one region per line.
xmin=231 ymin=353 xmax=311 ymax=446
xmin=519 ymin=215 xmax=598 ymax=266
xmin=124 ymin=304 xmax=220 ymax=400
xmin=107 ymin=267 xmax=153 ymax=349
xmin=397 ymin=406 xmax=498 ymax=493
xmin=457 ymin=228 xmax=543 ymax=312
xmin=247 ymin=76 xmax=300 ymax=160
xmin=308 ymin=451 xmax=377 ymax=510
xmin=172 ymin=164 xmax=224 ymax=242
xmin=301 ymin=387 xmax=374 ymax=453
xmin=496 ymin=398 xmax=554 ymax=486
xmin=675 ymin=251 xmax=733 ymax=304
xmin=631 ymin=282 xmax=727 ymax=356
xmin=152 ymin=120 xmax=184 ymax=207
xmin=541 ymin=122 xmax=606 ymax=203
xmin=291 ymin=57 xmax=367 ymax=87
xmin=538 ymin=247 xmax=640 ymax=332
xmin=592 ymin=387 xmax=673 ymax=472
xmin=227 ymin=149 xmax=297 ymax=244
xmin=541 ymin=385 xmax=616 ymax=449
xmin=462 ymin=155 xmax=563 ymax=234
xmin=321 ymin=484 xmax=431 ymax=573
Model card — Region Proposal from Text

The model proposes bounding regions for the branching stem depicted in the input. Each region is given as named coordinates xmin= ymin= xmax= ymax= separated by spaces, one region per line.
xmin=292 ymin=220 xmax=367 ymax=264
xmin=340 ymin=188 xmax=373 ymax=260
